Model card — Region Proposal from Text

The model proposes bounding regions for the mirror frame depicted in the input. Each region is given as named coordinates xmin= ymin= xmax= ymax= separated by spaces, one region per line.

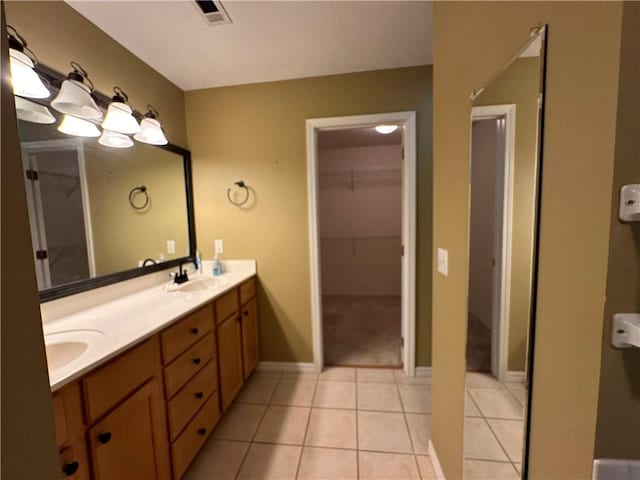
xmin=18 ymin=63 xmax=197 ymax=302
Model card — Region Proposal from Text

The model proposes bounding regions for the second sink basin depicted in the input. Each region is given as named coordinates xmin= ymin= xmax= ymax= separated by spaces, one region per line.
xmin=45 ymin=330 xmax=105 ymax=373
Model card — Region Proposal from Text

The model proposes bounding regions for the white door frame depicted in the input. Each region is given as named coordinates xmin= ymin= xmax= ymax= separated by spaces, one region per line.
xmin=306 ymin=111 xmax=417 ymax=376
xmin=470 ymin=104 xmax=516 ymax=382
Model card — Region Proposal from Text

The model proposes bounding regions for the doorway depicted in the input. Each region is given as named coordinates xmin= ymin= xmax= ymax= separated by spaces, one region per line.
xmin=306 ymin=112 xmax=416 ymax=375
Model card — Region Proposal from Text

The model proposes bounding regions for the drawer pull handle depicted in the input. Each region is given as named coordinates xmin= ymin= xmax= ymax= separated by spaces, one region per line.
xmin=195 ymin=391 xmax=204 ymax=399
xmin=62 ymin=461 xmax=79 ymax=476
xmin=190 ymin=327 xmax=199 ymax=335
xmin=193 ymin=357 xmax=201 ymax=365
xmin=197 ymin=427 xmax=207 ymax=436
xmin=243 ymin=311 xmax=248 ymax=316
xmin=97 ymin=432 xmax=112 ymax=444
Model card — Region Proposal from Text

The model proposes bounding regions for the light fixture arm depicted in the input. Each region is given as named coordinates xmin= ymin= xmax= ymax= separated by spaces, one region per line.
xmin=145 ymin=104 xmax=160 ymax=119
xmin=7 ymin=25 xmax=40 ymax=66
xmin=112 ymin=86 xmax=129 ymax=104
xmin=68 ymin=61 xmax=95 ymax=92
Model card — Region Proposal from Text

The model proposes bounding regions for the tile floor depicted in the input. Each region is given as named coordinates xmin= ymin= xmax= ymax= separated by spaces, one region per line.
xmin=463 ymin=373 xmax=527 ymax=479
xmin=184 ymin=367 xmax=436 ymax=480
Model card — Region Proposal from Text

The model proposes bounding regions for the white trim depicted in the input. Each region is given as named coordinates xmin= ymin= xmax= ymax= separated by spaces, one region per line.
xmin=305 ymin=111 xmax=417 ymax=375
xmin=470 ymin=104 xmax=516 ymax=383
xmin=415 ymin=366 xmax=432 ymax=377
xmin=257 ymin=362 xmax=316 ymax=373
xmin=505 ymin=370 xmax=526 ymax=383
xmin=428 ymin=441 xmax=447 ymax=480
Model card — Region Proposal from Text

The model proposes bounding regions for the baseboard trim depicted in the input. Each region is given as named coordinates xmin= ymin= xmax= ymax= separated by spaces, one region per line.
xmin=257 ymin=361 xmax=316 ymax=373
xmin=415 ymin=366 xmax=432 ymax=377
xmin=428 ymin=440 xmax=446 ymax=480
xmin=505 ymin=371 xmax=525 ymax=383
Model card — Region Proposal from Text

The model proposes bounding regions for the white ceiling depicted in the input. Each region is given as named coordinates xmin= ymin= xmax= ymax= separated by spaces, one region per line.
xmin=66 ymin=0 xmax=432 ymax=91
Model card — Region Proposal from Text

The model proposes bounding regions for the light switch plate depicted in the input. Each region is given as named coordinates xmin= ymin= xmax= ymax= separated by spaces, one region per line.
xmin=437 ymin=248 xmax=448 ymax=276
xmin=167 ymin=240 xmax=175 ymax=254
xmin=215 ymin=239 xmax=224 ymax=255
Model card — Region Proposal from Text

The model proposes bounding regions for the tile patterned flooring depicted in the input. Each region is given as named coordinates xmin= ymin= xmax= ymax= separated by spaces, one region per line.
xmin=184 ymin=368 xmax=436 ymax=480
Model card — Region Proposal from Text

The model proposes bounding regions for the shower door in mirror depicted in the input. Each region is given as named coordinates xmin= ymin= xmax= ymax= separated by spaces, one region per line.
xmin=464 ymin=26 xmax=546 ymax=479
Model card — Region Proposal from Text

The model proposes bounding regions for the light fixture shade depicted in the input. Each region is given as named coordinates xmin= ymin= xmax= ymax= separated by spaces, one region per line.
xmin=98 ymin=129 xmax=133 ymax=148
xmin=15 ymin=96 xmax=56 ymax=124
xmin=9 ymin=49 xmax=50 ymax=99
xmin=374 ymin=125 xmax=399 ymax=134
xmin=57 ymin=114 xmax=101 ymax=137
xmin=134 ymin=117 xmax=168 ymax=145
xmin=101 ymin=102 xmax=140 ymax=135
xmin=51 ymin=79 xmax=102 ymax=120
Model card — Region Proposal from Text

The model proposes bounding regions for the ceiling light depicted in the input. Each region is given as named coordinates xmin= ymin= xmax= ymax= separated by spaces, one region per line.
xmin=15 ymin=96 xmax=56 ymax=124
xmin=57 ymin=114 xmax=101 ymax=137
xmin=375 ymin=125 xmax=399 ymax=134
xmin=101 ymin=87 xmax=140 ymax=135
xmin=51 ymin=62 xmax=102 ymax=120
xmin=7 ymin=26 xmax=50 ymax=99
xmin=99 ymin=129 xmax=133 ymax=148
xmin=134 ymin=105 xmax=168 ymax=145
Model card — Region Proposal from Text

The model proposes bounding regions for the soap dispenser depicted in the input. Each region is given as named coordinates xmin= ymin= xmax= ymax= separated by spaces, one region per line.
xmin=213 ymin=254 xmax=223 ymax=276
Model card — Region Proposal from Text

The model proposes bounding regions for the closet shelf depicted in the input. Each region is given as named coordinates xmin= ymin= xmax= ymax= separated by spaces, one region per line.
xmin=319 ymin=168 xmax=401 ymax=191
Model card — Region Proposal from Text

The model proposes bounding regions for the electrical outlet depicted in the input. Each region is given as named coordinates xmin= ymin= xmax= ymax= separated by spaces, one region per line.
xmin=167 ymin=240 xmax=175 ymax=254
xmin=215 ymin=239 xmax=224 ymax=254
xmin=437 ymin=248 xmax=448 ymax=276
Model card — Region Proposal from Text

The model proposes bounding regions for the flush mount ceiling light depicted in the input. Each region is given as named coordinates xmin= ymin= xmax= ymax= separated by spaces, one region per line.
xmin=51 ymin=62 xmax=102 ymax=120
xmin=134 ymin=105 xmax=168 ymax=145
xmin=101 ymin=87 xmax=141 ymax=135
xmin=375 ymin=125 xmax=399 ymax=134
xmin=7 ymin=26 xmax=50 ymax=99
xmin=57 ymin=114 xmax=101 ymax=137
xmin=99 ymin=129 xmax=134 ymax=148
xmin=14 ymin=96 xmax=56 ymax=124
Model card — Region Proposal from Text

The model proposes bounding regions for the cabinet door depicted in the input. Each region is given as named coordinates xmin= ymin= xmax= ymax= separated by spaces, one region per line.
xmin=88 ymin=379 xmax=170 ymax=480
xmin=241 ymin=297 xmax=259 ymax=379
xmin=59 ymin=437 xmax=90 ymax=480
xmin=217 ymin=314 xmax=244 ymax=411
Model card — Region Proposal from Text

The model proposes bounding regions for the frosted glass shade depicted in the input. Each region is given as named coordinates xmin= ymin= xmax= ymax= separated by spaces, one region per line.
xmin=374 ymin=125 xmax=398 ymax=134
xmin=101 ymin=102 xmax=140 ymax=135
xmin=98 ymin=129 xmax=133 ymax=148
xmin=134 ymin=118 xmax=168 ymax=145
xmin=57 ymin=115 xmax=101 ymax=137
xmin=9 ymin=49 xmax=50 ymax=99
xmin=15 ymin=96 xmax=56 ymax=124
xmin=51 ymin=79 xmax=102 ymax=120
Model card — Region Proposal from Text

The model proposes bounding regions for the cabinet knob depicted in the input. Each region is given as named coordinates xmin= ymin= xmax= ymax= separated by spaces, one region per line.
xmin=195 ymin=391 xmax=204 ymax=399
xmin=97 ymin=432 xmax=112 ymax=444
xmin=62 ymin=461 xmax=79 ymax=476
xmin=197 ymin=427 xmax=207 ymax=436
xmin=243 ymin=311 xmax=248 ymax=316
xmin=193 ymin=357 xmax=201 ymax=365
xmin=190 ymin=327 xmax=199 ymax=335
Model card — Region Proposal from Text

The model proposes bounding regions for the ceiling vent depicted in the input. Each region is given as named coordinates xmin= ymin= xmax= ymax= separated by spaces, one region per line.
xmin=194 ymin=0 xmax=232 ymax=26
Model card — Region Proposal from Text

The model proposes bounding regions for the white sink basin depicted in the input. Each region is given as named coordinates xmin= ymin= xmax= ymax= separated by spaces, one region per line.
xmin=165 ymin=275 xmax=228 ymax=293
xmin=44 ymin=330 xmax=104 ymax=373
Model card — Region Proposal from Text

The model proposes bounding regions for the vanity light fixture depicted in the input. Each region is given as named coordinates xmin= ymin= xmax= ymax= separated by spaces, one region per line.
xmin=374 ymin=125 xmax=399 ymax=134
xmin=101 ymin=87 xmax=141 ymax=135
xmin=98 ymin=129 xmax=134 ymax=148
xmin=57 ymin=114 xmax=101 ymax=137
xmin=14 ymin=96 xmax=56 ymax=124
xmin=51 ymin=62 xmax=102 ymax=120
xmin=7 ymin=26 xmax=50 ymax=99
xmin=133 ymin=105 xmax=168 ymax=145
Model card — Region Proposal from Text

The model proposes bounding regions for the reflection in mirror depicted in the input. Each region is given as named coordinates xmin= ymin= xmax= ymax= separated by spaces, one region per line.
xmin=464 ymin=26 xmax=546 ymax=479
xmin=16 ymin=78 xmax=192 ymax=299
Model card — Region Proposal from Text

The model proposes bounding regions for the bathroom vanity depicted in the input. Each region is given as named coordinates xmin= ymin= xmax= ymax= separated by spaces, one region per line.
xmin=46 ymin=264 xmax=259 ymax=480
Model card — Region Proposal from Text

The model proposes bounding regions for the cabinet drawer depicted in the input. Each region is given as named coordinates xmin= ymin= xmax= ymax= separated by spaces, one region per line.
xmin=59 ymin=438 xmax=90 ymax=480
xmin=171 ymin=392 xmax=220 ymax=480
xmin=239 ymin=277 xmax=256 ymax=305
xmin=83 ymin=338 xmax=156 ymax=423
xmin=215 ymin=289 xmax=238 ymax=325
xmin=53 ymin=381 xmax=84 ymax=449
xmin=164 ymin=333 xmax=216 ymax=399
xmin=167 ymin=360 xmax=218 ymax=441
xmin=161 ymin=303 xmax=214 ymax=365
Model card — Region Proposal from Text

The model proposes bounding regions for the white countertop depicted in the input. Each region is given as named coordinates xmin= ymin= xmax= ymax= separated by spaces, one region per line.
xmin=43 ymin=260 xmax=256 ymax=392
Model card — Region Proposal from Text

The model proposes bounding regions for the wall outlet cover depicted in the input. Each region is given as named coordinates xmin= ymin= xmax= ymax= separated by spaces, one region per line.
xmin=167 ymin=240 xmax=175 ymax=254
xmin=215 ymin=239 xmax=224 ymax=254
xmin=437 ymin=248 xmax=448 ymax=276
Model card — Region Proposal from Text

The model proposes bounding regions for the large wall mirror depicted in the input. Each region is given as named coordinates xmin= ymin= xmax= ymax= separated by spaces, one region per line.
xmin=13 ymin=63 xmax=195 ymax=302
xmin=463 ymin=26 xmax=547 ymax=479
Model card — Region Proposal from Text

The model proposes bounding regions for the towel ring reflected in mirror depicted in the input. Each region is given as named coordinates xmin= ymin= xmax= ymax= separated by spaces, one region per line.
xmin=128 ymin=185 xmax=149 ymax=210
xmin=227 ymin=180 xmax=251 ymax=207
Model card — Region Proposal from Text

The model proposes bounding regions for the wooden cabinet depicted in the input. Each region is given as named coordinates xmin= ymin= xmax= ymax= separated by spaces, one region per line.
xmin=59 ymin=438 xmax=90 ymax=480
xmin=241 ymin=297 xmax=259 ymax=379
xmin=216 ymin=313 xmax=244 ymax=411
xmin=88 ymin=379 xmax=170 ymax=480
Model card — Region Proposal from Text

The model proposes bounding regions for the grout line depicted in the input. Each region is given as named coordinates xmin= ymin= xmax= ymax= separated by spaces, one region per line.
xmin=295 ymin=378 xmax=319 ymax=479
xmin=355 ymin=368 xmax=360 ymax=479
xmin=395 ymin=375 xmax=423 ymax=479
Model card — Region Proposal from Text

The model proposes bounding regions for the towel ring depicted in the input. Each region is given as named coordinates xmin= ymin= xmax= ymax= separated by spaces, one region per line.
xmin=227 ymin=180 xmax=250 ymax=207
xmin=129 ymin=185 xmax=149 ymax=210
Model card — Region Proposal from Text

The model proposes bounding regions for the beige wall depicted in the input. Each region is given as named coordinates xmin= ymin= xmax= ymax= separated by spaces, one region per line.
xmin=432 ymin=2 xmax=623 ymax=479
xmin=475 ymin=57 xmax=541 ymax=372
xmin=4 ymin=1 xmax=187 ymax=147
xmin=595 ymin=0 xmax=640 ymax=460
xmin=1 ymin=4 xmax=60 ymax=478
xmin=185 ymin=66 xmax=432 ymax=365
